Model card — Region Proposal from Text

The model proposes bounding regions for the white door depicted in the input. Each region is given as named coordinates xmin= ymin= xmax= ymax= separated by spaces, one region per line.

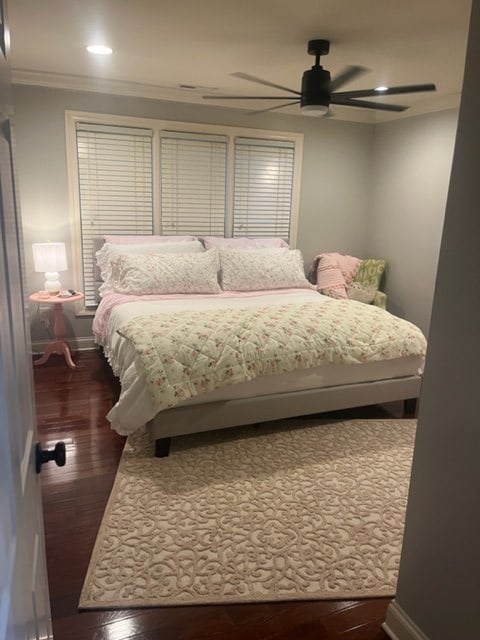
xmin=0 ymin=8 xmax=54 ymax=637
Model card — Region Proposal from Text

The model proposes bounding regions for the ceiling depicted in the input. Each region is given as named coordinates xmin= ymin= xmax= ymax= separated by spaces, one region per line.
xmin=8 ymin=0 xmax=472 ymax=123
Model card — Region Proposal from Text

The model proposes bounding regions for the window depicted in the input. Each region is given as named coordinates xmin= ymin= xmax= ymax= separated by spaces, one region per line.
xmin=67 ymin=112 xmax=303 ymax=308
xmin=160 ymin=131 xmax=227 ymax=236
xmin=233 ymin=138 xmax=294 ymax=240
xmin=75 ymin=123 xmax=153 ymax=305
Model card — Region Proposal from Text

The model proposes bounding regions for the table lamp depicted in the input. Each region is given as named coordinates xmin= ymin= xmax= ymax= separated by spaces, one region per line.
xmin=32 ymin=242 xmax=68 ymax=295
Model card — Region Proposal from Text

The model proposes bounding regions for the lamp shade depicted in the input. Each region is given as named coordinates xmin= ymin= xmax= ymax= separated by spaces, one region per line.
xmin=32 ymin=243 xmax=68 ymax=273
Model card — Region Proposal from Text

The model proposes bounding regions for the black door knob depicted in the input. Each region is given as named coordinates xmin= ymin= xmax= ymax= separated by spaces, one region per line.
xmin=35 ymin=441 xmax=66 ymax=474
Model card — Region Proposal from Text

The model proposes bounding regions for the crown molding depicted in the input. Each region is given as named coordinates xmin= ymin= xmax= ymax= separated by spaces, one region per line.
xmin=373 ymin=92 xmax=461 ymax=123
xmin=11 ymin=69 xmax=460 ymax=124
xmin=11 ymin=69 xmax=209 ymax=104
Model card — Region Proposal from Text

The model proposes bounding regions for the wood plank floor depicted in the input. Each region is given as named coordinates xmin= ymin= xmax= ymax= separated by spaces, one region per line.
xmin=34 ymin=349 xmax=403 ymax=640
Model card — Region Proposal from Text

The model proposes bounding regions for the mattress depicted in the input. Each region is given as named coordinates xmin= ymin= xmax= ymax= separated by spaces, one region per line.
xmin=96 ymin=289 xmax=425 ymax=436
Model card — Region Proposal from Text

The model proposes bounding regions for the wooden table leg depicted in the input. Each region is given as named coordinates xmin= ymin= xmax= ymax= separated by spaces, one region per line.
xmin=33 ymin=303 xmax=77 ymax=369
xmin=33 ymin=339 xmax=77 ymax=369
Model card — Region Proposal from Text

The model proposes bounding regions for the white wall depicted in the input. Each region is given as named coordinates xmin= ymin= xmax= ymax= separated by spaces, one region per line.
xmin=12 ymin=85 xmax=373 ymax=342
xmin=384 ymin=2 xmax=480 ymax=638
xmin=367 ymin=109 xmax=458 ymax=335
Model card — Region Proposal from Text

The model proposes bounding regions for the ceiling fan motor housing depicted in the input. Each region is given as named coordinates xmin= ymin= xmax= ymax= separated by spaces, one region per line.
xmin=301 ymin=66 xmax=331 ymax=108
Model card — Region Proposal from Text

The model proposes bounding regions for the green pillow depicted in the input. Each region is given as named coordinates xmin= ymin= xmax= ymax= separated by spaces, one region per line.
xmin=354 ymin=259 xmax=386 ymax=291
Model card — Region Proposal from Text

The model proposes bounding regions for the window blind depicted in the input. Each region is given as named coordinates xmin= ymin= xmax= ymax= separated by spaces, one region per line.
xmin=76 ymin=123 xmax=153 ymax=305
xmin=233 ymin=137 xmax=295 ymax=240
xmin=160 ymin=131 xmax=227 ymax=236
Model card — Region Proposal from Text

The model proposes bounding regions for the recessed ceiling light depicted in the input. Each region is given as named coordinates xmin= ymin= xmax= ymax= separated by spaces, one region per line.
xmin=375 ymin=86 xmax=389 ymax=92
xmin=86 ymin=45 xmax=113 ymax=55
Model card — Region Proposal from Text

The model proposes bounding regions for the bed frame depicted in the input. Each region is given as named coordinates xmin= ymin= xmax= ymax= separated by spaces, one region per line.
xmin=93 ymin=237 xmax=422 ymax=456
xmin=147 ymin=374 xmax=421 ymax=457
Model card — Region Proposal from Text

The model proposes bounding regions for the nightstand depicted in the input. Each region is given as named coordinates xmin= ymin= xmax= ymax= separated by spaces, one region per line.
xmin=30 ymin=292 xmax=84 ymax=369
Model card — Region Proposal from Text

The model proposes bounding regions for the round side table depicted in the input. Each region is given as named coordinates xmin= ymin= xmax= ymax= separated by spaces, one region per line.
xmin=29 ymin=292 xmax=84 ymax=369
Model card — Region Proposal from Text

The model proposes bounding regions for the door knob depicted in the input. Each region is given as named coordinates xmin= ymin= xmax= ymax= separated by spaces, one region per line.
xmin=35 ymin=441 xmax=66 ymax=474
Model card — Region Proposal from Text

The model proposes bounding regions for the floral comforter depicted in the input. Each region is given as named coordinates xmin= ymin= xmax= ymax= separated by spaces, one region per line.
xmin=117 ymin=298 xmax=427 ymax=415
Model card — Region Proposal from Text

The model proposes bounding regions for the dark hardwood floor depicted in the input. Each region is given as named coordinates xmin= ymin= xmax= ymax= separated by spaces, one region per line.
xmin=35 ymin=349 xmax=403 ymax=640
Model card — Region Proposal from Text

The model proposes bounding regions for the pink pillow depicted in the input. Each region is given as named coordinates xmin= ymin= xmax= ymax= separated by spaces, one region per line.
xmin=104 ymin=235 xmax=197 ymax=244
xmin=202 ymin=236 xmax=289 ymax=250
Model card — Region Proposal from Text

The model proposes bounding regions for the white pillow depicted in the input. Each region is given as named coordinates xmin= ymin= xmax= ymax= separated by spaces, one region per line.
xmin=111 ymin=249 xmax=221 ymax=295
xmin=96 ymin=240 xmax=205 ymax=296
xmin=229 ymin=247 xmax=289 ymax=254
xmin=219 ymin=248 xmax=314 ymax=291
xmin=104 ymin=235 xmax=197 ymax=244
xmin=202 ymin=236 xmax=289 ymax=250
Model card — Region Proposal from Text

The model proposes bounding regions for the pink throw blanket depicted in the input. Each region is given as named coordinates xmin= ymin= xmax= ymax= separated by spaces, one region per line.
xmin=310 ymin=252 xmax=361 ymax=298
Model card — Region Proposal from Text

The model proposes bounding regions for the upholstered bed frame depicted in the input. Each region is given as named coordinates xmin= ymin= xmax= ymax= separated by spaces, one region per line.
xmin=92 ymin=237 xmax=421 ymax=458
xmin=148 ymin=375 xmax=421 ymax=457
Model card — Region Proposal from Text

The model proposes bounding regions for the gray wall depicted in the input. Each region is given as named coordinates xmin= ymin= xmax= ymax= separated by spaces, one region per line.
xmin=367 ymin=109 xmax=458 ymax=335
xmin=13 ymin=84 xmax=459 ymax=345
xmin=12 ymin=84 xmax=373 ymax=343
xmin=384 ymin=1 xmax=480 ymax=638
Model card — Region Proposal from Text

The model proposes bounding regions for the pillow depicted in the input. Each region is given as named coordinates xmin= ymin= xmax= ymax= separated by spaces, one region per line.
xmin=346 ymin=282 xmax=377 ymax=304
xmin=104 ymin=235 xmax=197 ymax=244
xmin=353 ymin=259 xmax=386 ymax=290
xmin=96 ymin=240 xmax=205 ymax=296
xmin=219 ymin=248 xmax=313 ymax=292
xmin=229 ymin=247 xmax=288 ymax=254
xmin=111 ymin=249 xmax=221 ymax=295
xmin=202 ymin=236 xmax=289 ymax=250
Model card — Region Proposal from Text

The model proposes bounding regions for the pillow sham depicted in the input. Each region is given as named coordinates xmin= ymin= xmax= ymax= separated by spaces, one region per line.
xmin=346 ymin=282 xmax=377 ymax=304
xmin=96 ymin=240 xmax=205 ymax=296
xmin=202 ymin=236 xmax=289 ymax=250
xmin=111 ymin=249 xmax=221 ymax=295
xmin=219 ymin=248 xmax=313 ymax=292
xmin=104 ymin=235 xmax=197 ymax=244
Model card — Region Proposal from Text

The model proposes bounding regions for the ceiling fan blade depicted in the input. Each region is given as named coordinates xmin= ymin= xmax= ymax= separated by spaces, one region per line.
xmin=203 ymin=94 xmax=297 ymax=100
xmin=249 ymin=100 xmax=301 ymax=115
xmin=333 ymin=83 xmax=436 ymax=99
xmin=331 ymin=97 xmax=408 ymax=112
xmin=329 ymin=66 xmax=368 ymax=92
xmin=231 ymin=72 xmax=301 ymax=96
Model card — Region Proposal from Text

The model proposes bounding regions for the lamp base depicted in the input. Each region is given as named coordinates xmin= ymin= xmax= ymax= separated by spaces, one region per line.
xmin=44 ymin=272 xmax=61 ymax=296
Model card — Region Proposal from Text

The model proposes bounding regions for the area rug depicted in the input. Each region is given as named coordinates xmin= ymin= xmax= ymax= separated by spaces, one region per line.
xmin=79 ymin=418 xmax=416 ymax=609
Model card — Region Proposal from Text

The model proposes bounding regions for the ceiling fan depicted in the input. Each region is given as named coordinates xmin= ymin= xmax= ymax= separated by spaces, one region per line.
xmin=203 ymin=39 xmax=436 ymax=116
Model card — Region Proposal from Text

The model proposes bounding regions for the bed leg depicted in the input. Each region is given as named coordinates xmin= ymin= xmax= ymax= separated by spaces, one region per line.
xmin=404 ymin=397 xmax=418 ymax=418
xmin=155 ymin=437 xmax=171 ymax=458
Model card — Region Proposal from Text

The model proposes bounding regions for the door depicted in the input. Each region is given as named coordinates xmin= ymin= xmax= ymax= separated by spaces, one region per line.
xmin=0 ymin=2 xmax=53 ymax=638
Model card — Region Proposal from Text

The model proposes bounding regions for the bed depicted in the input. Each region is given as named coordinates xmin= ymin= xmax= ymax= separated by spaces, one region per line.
xmin=92 ymin=236 xmax=427 ymax=457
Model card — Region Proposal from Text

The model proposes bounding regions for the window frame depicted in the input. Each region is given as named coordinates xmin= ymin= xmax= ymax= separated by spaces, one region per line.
xmin=65 ymin=110 xmax=304 ymax=312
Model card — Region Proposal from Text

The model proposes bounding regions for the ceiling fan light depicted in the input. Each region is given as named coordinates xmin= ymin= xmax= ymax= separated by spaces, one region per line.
xmin=301 ymin=104 xmax=329 ymax=117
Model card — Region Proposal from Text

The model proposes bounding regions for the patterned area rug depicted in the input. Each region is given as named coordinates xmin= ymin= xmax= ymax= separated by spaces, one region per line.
xmin=79 ymin=418 xmax=416 ymax=609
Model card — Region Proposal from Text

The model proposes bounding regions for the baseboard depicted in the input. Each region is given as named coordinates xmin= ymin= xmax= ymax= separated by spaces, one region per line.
xmin=32 ymin=336 xmax=98 ymax=354
xmin=383 ymin=601 xmax=429 ymax=640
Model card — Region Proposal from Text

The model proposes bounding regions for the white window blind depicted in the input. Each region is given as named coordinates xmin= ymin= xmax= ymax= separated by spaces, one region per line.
xmin=76 ymin=123 xmax=153 ymax=305
xmin=233 ymin=137 xmax=295 ymax=240
xmin=160 ymin=131 xmax=227 ymax=236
